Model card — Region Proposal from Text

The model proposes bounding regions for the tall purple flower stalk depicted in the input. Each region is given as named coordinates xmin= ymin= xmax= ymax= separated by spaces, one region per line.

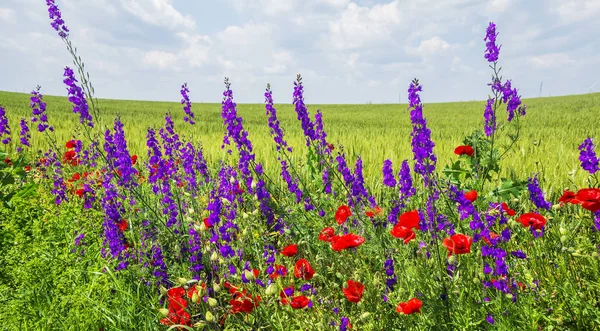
xmin=293 ymin=75 xmax=316 ymax=146
xmin=388 ymin=160 xmax=415 ymax=225
xmin=105 ymin=118 xmax=138 ymax=190
xmin=408 ymin=79 xmax=437 ymax=187
xmin=63 ymin=67 xmax=93 ymax=127
xmin=188 ymin=227 xmax=203 ymax=279
xmin=484 ymin=22 xmax=500 ymax=63
xmin=382 ymin=159 xmax=397 ymax=187
xmin=100 ymin=170 xmax=127 ymax=260
xmin=264 ymin=85 xmax=291 ymax=152
xmin=0 ymin=106 xmax=11 ymax=145
xmin=180 ymin=83 xmax=195 ymax=125
xmin=483 ymin=98 xmax=496 ymax=137
xmin=527 ymin=175 xmax=552 ymax=210
xmin=48 ymin=151 xmax=68 ymax=205
xmin=30 ymin=86 xmax=53 ymax=132
xmin=578 ymin=137 xmax=599 ymax=175
xmin=18 ymin=119 xmax=31 ymax=152
xmin=46 ymin=0 xmax=69 ymax=38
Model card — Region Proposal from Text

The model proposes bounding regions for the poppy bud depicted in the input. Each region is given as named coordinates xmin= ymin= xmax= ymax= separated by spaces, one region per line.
xmin=244 ymin=269 xmax=255 ymax=281
xmin=218 ymin=257 xmax=225 ymax=265
xmin=551 ymin=204 xmax=561 ymax=210
xmin=512 ymin=198 xmax=519 ymax=203
xmin=447 ymin=255 xmax=456 ymax=264
xmin=208 ymin=297 xmax=218 ymax=307
xmin=560 ymin=235 xmax=568 ymax=244
xmin=194 ymin=321 xmax=207 ymax=328
xmin=159 ymin=286 xmax=168 ymax=296
xmin=198 ymin=222 xmax=208 ymax=232
xmin=505 ymin=294 xmax=513 ymax=300
xmin=158 ymin=308 xmax=169 ymax=316
xmin=360 ymin=312 xmax=371 ymax=320
xmin=559 ymin=227 xmax=566 ymax=235
xmin=213 ymin=283 xmax=221 ymax=293
xmin=251 ymin=180 xmax=257 ymax=189
xmin=242 ymin=212 xmax=249 ymax=219
xmin=210 ymin=252 xmax=218 ymax=261
xmin=473 ymin=277 xmax=480 ymax=284
xmin=205 ymin=311 xmax=215 ymax=322
xmin=177 ymin=277 xmax=188 ymax=286
xmin=266 ymin=284 xmax=277 ymax=296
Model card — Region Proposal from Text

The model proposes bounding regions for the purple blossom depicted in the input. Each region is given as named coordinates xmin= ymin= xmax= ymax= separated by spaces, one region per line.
xmin=484 ymin=22 xmax=500 ymax=62
xmin=188 ymin=227 xmax=204 ymax=279
xmin=340 ymin=317 xmax=350 ymax=331
xmin=527 ymin=175 xmax=552 ymax=210
xmin=105 ymin=118 xmax=138 ymax=190
xmin=382 ymin=159 xmax=397 ymax=187
xmin=180 ymin=83 xmax=195 ymax=124
xmin=408 ymin=79 xmax=436 ymax=186
xmin=30 ymin=86 xmax=53 ymax=132
xmin=483 ymin=98 xmax=496 ymax=137
xmin=18 ymin=119 xmax=31 ymax=152
xmin=578 ymin=137 xmax=599 ymax=175
xmin=46 ymin=0 xmax=69 ymax=38
xmin=264 ymin=85 xmax=291 ymax=152
xmin=0 ymin=106 xmax=11 ymax=144
xmin=448 ymin=185 xmax=477 ymax=220
xmin=151 ymin=244 xmax=169 ymax=286
xmin=293 ymin=75 xmax=316 ymax=146
xmin=352 ymin=157 xmax=375 ymax=208
xmin=74 ymin=233 xmax=85 ymax=246
xmin=63 ymin=67 xmax=93 ymax=127
xmin=511 ymin=250 xmax=527 ymax=259
xmin=486 ymin=313 xmax=495 ymax=325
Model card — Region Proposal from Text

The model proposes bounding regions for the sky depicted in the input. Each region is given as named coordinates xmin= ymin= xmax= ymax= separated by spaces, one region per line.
xmin=0 ymin=0 xmax=599 ymax=104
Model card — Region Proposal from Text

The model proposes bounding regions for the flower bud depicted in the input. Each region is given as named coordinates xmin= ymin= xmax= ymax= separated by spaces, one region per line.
xmin=244 ymin=269 xmax=255 ymax=281
xmin=213 ymin=283 xmax=221 ymax=293
xmin=560 ymin=235 xmax=568 ymax=244
xmin=210 ymin=251 xmax=218 ymax=261
xmin=208 ymin=297 xmax=218 ymax=307
xmin=559 ymin=227 xmax=566 ymax=236
xmin=447 ymin=255 xmax=456 ymax=264
xmin=194 ymin=321 xmax=207 ymax=328
xmin=192 ymin=292 xmax=199 ymax=304
xmin=242 ymin=212 xmax=249 ymax=219
xmin=159 ymin=286 xmax=168 ymax=296
xmin=205 ymin=311 xmax=215 ymax=322
xmin=360 ymin=312 xmax=371 ymax=320
xmin=242 ymin=228 xmax=248 ymax=237
xmin=512 ymin=198 xmax=519 ymax=203
xmin=158 ymin=308 xmax=169 ymax=316
xmin=266 ymin=284 xmax=277 ymax=296
xmin=552 ymin=204 xmax=561 ymax=210
xmin=177 ymin=277 xmax=188 ymax=286
xmin=251 ymin=180 xmax=257 ymax=189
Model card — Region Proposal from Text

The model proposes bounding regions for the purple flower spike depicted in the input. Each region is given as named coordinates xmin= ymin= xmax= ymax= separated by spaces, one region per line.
xmin=578 ymin=137 xmax=599 ymax=175
xmin=484 ymin=22 xmax=500 ymax=62
xmin=46 ymin=0 xmax=69 ymax=38
xmin=180 ymin=83 xmax=195 ymax=125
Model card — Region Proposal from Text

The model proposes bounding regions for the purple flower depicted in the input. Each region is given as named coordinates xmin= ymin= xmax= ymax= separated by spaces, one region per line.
xmin=151 ymin=244 xmax=169 ymax=286
xmin=448 ymin=185 xmax=477 ymax=220
xmin=74 ymin=233 xmax=85 ymax=246
xmin=18 ymin=119 xmax=31 ymax=152
xmin=180 ymin=83 xmax=195 ymax=125
xmin=0 ymin=106 xmax=11 ymax=144
xmin=46 ymin=0 xmax=69 ymax=38
xmin=408 ymin=79 xmax=436 ymax=186
xmin=264 ymin=85 xmax=291 ymax=152
xmin=578 ymin=137 xmax=599 ymax=175
xmin=105 ymin=118 xmax=138 ymax=190
xmin=63 ymin=67 xmax=93 ymax=127
xmin=30 ymin=86 xmax=53 ymax=132
xmin=293 ymin=75 xmax=316 ymax=146
xmin=511 ymin=250 xmax=527 ymax=259
xmin=382 ymin=159 xmax=397 ymax=187
xmin=483 ymin=98 xmax=496 ymax=137
xmin=484 ymin=22 xmax=500 ymax=62
xmin=527 ymin=175 xmax=552 ymax=210
xmin=486 ymin=313 xmax=495 ymax=325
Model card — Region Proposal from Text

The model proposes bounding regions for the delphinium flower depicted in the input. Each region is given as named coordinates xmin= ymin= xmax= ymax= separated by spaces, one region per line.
xmin=0 ymin=106 xmax=11 ymax=144
xmin=484 ymin=22 xmax=500 ymax=63
xmin=151 ymin=244 xmax=169 ymax=286
xmin=594 ymin=212 xmax=600 ymax=231
xmin=293 ymin=74 xmax=316 ymax=146
xmin=448 ymin=184 xmax=478 ymax=220
xmin=483 ymin=98 xmax=496 ymax=137
xmin=352 ymin=157 xmax=376 ymax=208
xmin=527 ymin=174 xmax=552 ymax=210
xmin=383 ymin=256 xmax=397 ymax=302
xmin=578 ymin=137 xmax=599 ymax=175
xmin=339 ymin=317 xmax=351 ymax=331
xmin=382 ymin=159 xmax=397 ymax=187
xmin=108 ymin=118 xmax=138 ymax=190
xmin=30 ymin=86 xmax=53 ymax=132
xmin=336 ymin=153 xmax=355 ymax=203
xmin=47 ymin=151 xmax=68 ymax=205
xmin=100 ymin=171 xmax=127 ymax=259
xmin=264 ymin=84 xmax=291 ymax=152
xmin=18 ymin=119 xmax=31 ymax=152
xmin=180 ymin=83 xmax=195 ymax=125
xmin=188 ymin=227 xmax=203 ymax=280
xmin=281 ymin=160 xmax=303 ymax=203
xmin=314 ymin=110 xmax=329 ymax=153
xmin=408 ymin=79 xmax=436 ymax=186
xmin=180 ymin=142 xmax=200 ymax=194
xmin=46 ymin=0 xmax=69 ymax=38
xmin=63 ymin=67 xmax=93 ymax=127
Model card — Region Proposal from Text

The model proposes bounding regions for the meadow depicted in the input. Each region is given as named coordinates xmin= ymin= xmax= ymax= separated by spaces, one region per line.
xmin=1 ymin=2 xmax=600 ymax=331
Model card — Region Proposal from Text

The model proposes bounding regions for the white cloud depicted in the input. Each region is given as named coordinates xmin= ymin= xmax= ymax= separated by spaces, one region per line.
xmin=550 ymin=0 xmax=600 ymax=24
xmin=120 ymin=0 xmax=195 ymax=30
xmin=176 ymin=32 xmax=212 ymax=68
xmin=486 ymin=0 xmax=511 ymax=14
xmin=529 ymin=53 xmax=576 ymax=69
xmin=326 ymin=1 xmax=402 ymax=50
xmin=406 ymin=36 xmax=450 ymax=57
xmin=0 ymin=8 xmax=16 ymax=23
xmin=142 ymin=50 xmax=180 ymax=70
xmin=317 ymin=0 xmax=350 ymax=8
xmin=227 ymin=0 xmax=297 ymax=16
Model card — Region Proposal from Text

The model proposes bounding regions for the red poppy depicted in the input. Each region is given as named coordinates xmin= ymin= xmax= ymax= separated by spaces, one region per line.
xmin=24 ymin=165 xmax=31 ymax=172
xmin=327 ymin=143 xmax=335 ymax=151
xmin=319 ymin=227 xmax=335 ymax=242
xmin=65 ymin=140 xmax=77 ymax=149
xmin=390 ymin=224 xmax=416 ymax=244
xmin=68 ymin=173 xmax=81 ymax=182
xmin=131 ymin=155 xmax=138 ymax=165
xmin=269 ymin=264 xmax=288 ymax=279
xmin=290 ymin=296 xmax=311 ymax=309
xmin=281 ymin=244 xmax=298 ymax=257
xmin=576 ymin=188 xmax=600 ymax=212
xmin=186 ymin=284 xmax=199 ymax=300
xmin=335 ymin=205 xmax=352 ymax=225
xmin=39 ymin=157 xmax=47 ymax=164
xmin=464 ymin=190 xmax=478 ymax=202
xmin=117 ymin=219 xmax=128 ymax=232
xmin=366 ymin=206 xmax=383 ymax=218
xmin=443 ymin=234 xmax=472 ymax=256
xmin=558 ymin=190 xmax=579 ymax=205
xmin=501 ymin=202 xmax=516 ymax=216
xmin=396 ymin=298 xmax=422 ymax=315
xmin=75 ymin=188 xmax=84 ymax=198
xmin=203 ymin=217 xmax=212 ymax=228
xmin=343 ymin=280 xmax=365 ymax=303
xmin=398 ymin=210 xmax=420 ymax=230
xmin=294 ymin=258 xmax=315 ymax=280
xmin=330 ymin=233 xmax=365 ymax=252
xmin=230 ymin=298 xmax=257 ymax=314
xmin=517 ymin=213 xmax=546 ymax=230
xmin=3 ymin=158 xmax=12 ymax=166
xmin=454 ymin=145 xmax=474 ymax=156
xmin=64 ymin=150 xmax=77 ymax=161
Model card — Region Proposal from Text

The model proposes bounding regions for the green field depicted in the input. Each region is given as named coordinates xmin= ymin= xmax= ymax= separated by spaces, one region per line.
xmin=1 ymin=90 xmax=598 ymax=195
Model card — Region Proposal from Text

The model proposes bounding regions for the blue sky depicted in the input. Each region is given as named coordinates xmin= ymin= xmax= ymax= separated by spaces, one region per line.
xmin=1 ymin=0 xmax=599 ymax=104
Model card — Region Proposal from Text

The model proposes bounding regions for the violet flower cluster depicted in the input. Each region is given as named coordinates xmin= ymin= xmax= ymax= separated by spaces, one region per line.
xmin=46 ymin=0 xmax=69 ymax=38
xmin=578 ymin=137 xmax=599 ymax=175
xmin=408 ymin=79 xmax=437 ymax=186
xmin=382 ymin=159 xmax=397 ymax=187
xmin=30 ymin=86 xmax=53 ymax=132
xmin=180 ymin=83 xmax=195 ymax=125
xmin=293 ymin=75 xmax=317 ymax=146
xmin=387 ymin=160 xmax=415 ymax=225
xmin=0 ymin=106 xmax=11 ymax=145
xmin=483 ymin=98 xmax=496 ymax=137
xmin=18 ymin=119 xmax=30 ymax=152
xmin=264 ymin=85 xmax=291 ymax=152
xmin=63 ymin=67 xmax=93 ymax=127
xmin=527 ymin=175 xmax=552 ymax=210
xmin=484 ymin=22 xmax=500 ymax=62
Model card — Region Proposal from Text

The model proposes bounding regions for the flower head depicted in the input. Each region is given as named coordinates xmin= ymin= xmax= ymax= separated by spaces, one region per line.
xmin=578 ymin=137 xmax=599 ymax=175
xmin=484 ymin=22 xmax=500 ymax=62
xmin=396 ymin=298 xmax=422 ymax=315
xmin=443 ymin=234 xmax=473 ymax=255
xmin=342 ymin=280 xmax=365 ymax=303
xmin=46 ymin=0 xmax=69 ymax=38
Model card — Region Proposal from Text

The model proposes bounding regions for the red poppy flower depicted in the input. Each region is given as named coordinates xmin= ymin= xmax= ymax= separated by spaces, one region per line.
xmin=501 ymin=202 xmax=516 ymax=216
xmin=75 ymin=188 xmax=84 ymax=198
xmin=117 ymin=219 xmax=128 ymax=232
xmin=366 ymin=206 xmax=383 ymax=218
xmin=64 ymin=150 xmax=77 ymax=161
xmin=290 ymin=296 xmax=311 ymax=309
xmin=65 ymin=140 xmax=77 ymax=149
xmin=294 ymin=258 xmax=315 ymax=280
xmin=454 ymin=145 xmax=474 ymax=156
xmin=558 ymin=190 xmax=579 ymax=205
xmin=335 ymin=205 xmax=352 ymax=225
xmin=330 ymin=233 xmax=365 ymax=252
xmin=131 ymin=155 xmax=138 ymax=165
xmin=396 ymin=298 xmax=422 ymax=315
xmin=186 ymin=284 xmax=199 ymax=299
xmin=517 ymin=213 xmax=546 ymax=230
xmin=269 ymin=264 xmax=288 ymax=279
xmin=327 ymin=143 xmax=335 ymax=151
xmin=68 ymin=173 xmax=81 ymax=182
xmin=39 ymin=157 xmax=47 ymax=164
xmin=443 ymin=234 xmax=472 ymax=256
xmin=319 ymin=227 xmax=335 ymax=242
xmin=203 ymin=217 xmax=212 ymax=228
xmin=24 ymin=165 xmax=31 ymax=172
xmin=390 ymin=224 xmax=416 ymax=244
xmin=398 ymin=210 xmax=420 ymax=230
xmin=576 ymin=188 xmax=600 ymax=212
xmin=281 ymin=244 xmax=298 ymax=257
xmin=3 ymin=158 xmax=12 ymax=166
xmin=230 ymin=298 xmax=256 ymax=314
xmin=464 ymin=190 xmax=478 ymax=202
xmin=343 ymin=280 xmax=365 ymax=303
